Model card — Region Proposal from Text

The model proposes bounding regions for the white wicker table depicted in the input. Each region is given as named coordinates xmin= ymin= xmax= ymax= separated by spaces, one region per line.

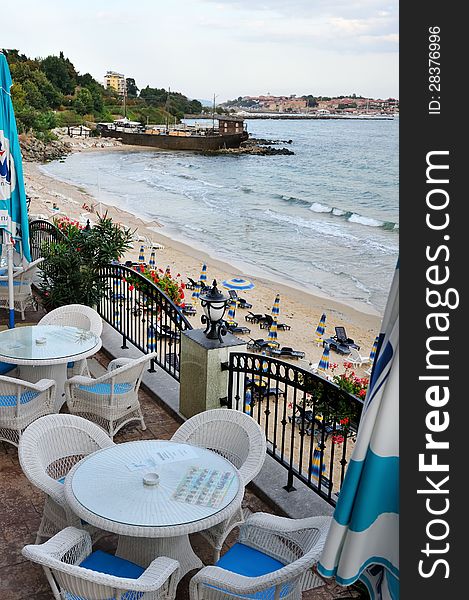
xmin=65 ymin=439 xmax=244 ymax=578
xmin=0 ymin=325 xmax=101 ymax=411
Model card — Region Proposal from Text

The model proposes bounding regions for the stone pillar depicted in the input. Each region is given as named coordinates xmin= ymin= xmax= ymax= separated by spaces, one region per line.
xmin=179 ymin=329 xmax=247 ymax=419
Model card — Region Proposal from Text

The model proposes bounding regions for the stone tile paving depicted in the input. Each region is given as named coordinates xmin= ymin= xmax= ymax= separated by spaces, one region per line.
xmin=0 ymin=310 xmax=363 ymax=599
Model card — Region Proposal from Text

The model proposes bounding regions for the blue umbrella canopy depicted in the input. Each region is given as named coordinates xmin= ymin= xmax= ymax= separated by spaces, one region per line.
xmin=226 ymin=298 xmax=237 ymax=323
xmin=0 ymin=53 xmax=31 ymax=328
xmin=222 ymin=277 xmax=254 ymax=291
xmin=138 ymin=245 xmax=145 ymax=263
xmin=199 ymin=263 xmax=207 ymax=285
xmin=318 ymin=264 xmax=399 ymax=600
xmin=310 ymin=446 xmax=326 ymax=485
xmin=318 ymin=343 xmax=330 ymax=372
xmin=315 ymin=313 xmax=327 ymax=339
xmin=369 ymin=335 xmax=379 ymax=363
xmin=271 ymin=293 xmax=280 ymax=317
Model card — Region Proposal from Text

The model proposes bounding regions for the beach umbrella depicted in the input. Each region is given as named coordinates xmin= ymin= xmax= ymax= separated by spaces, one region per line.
xmin=226 ymin=298 xmax=237 ymax=324
xmin=113 ymin=304 xmax=120 ymax=329
xmin=317 ymin=343 xmax=330 ymax=372
xmin=318 ymin=263 xmax=399 ymax=599
xmin=271 ymin=293 xmax=280 ymax=318
xmin=147 ymin=325 xmax=156 ymax=352
xmin=199 ymin=263 xmax=207 ymax=287
xmin=267 ymin=318 xmax=278 ymax=345
xmin=369 ymin=335 xmax=379 ymax=363
xmin=222 ymin=277 xmax=254 ymax=291
xmin=138 ymin=245 xmax=145 ymax=263
xmin=0 ymin=53 xmax=32 ymax=328
xmin=149 ymin=250 xmax=156 ymax=268
xmin=315 ymin=313 xmax=327 ymax=344
xmin=310 ymin=446 xmax=326 ymax=486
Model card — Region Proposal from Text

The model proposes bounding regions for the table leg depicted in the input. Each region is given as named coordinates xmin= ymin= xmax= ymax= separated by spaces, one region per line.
xmin=19 ymin=364 xmax=68 ymax=412
xmin=116 ymin=534 xmax=203 ymax=579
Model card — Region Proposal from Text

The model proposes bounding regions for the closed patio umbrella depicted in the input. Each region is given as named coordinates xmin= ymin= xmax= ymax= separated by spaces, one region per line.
xmin=199 ymin=263 xmax=207 ymax=287
xmin=318 ymin=264 xmax=399 ymax=599
xmin=0 ymin=53 xmax=32 ymax=328
xmin=369 ymin=335 xmax=379 ymax=363
xmin=138 ymin=245 xmax=145 ymax=263
xmin=317 ymin=343 xmax=330 ymax=372
xmin=315 ymin=313 xmax=327 ymax=344
xmin=310 ymin=446 xmax=326 ymax=486
xmin=271 ymin=293 xmax=280 ymax=318
xmin=267 ymin=318 xmax=278 ymax=346
xmin=149 ymin=250 xmax=156 ymax=268
xmin=226 ymin=298 xmax=237 ymax=324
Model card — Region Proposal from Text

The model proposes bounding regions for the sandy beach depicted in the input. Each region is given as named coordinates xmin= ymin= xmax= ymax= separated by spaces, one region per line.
xmin=23 ymin=134 xmax=382 ymax=373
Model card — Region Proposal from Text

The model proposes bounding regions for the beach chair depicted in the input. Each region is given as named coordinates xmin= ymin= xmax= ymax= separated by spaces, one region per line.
xmin=245 ymin=312 xmax=264 ymax=323
xmin=268 ymin=346 xmax=305 ymax=359
xmin=259 ymin=314 xmax=291 ymax=330
xmin=323 ymin=326 xmax=359 ymax=355
xmin=181 ymin=303 xmax=196 ymax=316
xmin=247 ymin=338 xmax=279 ymax=351
xmin=346 ymin=347 xmax=371 ymax=367
xmin=225 ymin=321 xmax=251 ymax=335
xmin=228 ymin=289 xmax=252 ymax=309
xmin=186 ymin=277 xmax=198 ymax=290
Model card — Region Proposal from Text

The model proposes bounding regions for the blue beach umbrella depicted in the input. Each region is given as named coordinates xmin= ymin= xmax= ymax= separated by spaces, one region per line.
xmin=149 ymin=250 xmax=156 ymax=268
xmin=222 ymin=277 xmax=254 ymax=291
xmin=315 ymin=313 xmax=327 ymax=342
xmin=271 ymin=293 xmax=280 ymax=318
xmin=138 ymin=245 xmax=145 ymax=263
xmin=147 ymin=325 xmax=156 ymax=352
xmin=318 ymin=263 xmax=399 ymax=600
xmin=317 ymin=343 xmax=330 ymax=372
xmin=227 ymin=298 xmax=237 ymax=323
xmin=199 ymin=263 xmax=207 ymax=286
xmin=369 ymin=335 xmax=379 ymax=363
xmin=310 ymin=446 xmax=326 ymax=485
xmin=267 ymin=318 xmax=278 ymax=345
xmin=0 ymin=53 xmax=32 ymax=328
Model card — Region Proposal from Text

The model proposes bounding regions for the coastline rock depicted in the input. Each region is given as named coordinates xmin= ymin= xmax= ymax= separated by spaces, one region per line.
xmin=202 ymin=144 xmax=294 ymax=156
xmin=243 ymin=138 xmax=293 ymax=145
xmin=20 ymin=134 xmax=71 ymax=163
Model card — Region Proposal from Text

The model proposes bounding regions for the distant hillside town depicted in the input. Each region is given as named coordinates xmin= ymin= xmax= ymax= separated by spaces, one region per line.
xmin=221 ymin=94 xmax=399 ymax=116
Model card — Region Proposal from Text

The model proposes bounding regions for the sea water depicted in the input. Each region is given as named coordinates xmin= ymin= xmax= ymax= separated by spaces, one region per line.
xmin=42 ymin=118 xmax=398 ymax=313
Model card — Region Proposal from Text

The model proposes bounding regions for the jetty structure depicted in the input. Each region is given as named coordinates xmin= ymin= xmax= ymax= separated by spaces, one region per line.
xmin=96 ymin=116 xmax=248 ymax=151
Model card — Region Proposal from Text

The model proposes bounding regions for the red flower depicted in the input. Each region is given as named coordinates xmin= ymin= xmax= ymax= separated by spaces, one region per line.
xmin=128 ymin=285 xmax=134 ymax=292
xmin=339 ymin=417 xmax=349 ymax=425
xmin=359 ymin=389 xmax=367 ymax=398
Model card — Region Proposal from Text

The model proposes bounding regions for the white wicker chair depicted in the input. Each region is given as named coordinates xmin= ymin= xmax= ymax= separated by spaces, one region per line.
xmin=18 ymin=414 xmax=115 ymax=543
xmin=38 ymin=303 xmax=103 ymax=377
xmin=65 ymin=352 xmax=156 ymax=439
xmin=0 ymin=375 xmax=55 ymax=447
xmin=171 ymin=408 xmax=267 ymax=562
xmin=0 ymin=257 xmax=44 ymax=320
xmin=346 ymin=347 xmax=371 ymax=368
xmin=190 ymin=513 xmax=332 ymax=600
xmin=22 ymin=526 xmax=180 ymax=600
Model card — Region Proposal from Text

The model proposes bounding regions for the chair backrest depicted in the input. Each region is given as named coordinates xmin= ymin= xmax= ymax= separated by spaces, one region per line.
xmin=171 ymin=408 xmax=266 ymax=485
xmin=334 ymin=326 xmax=347 ymax=342
xmin=97 ymin=352 xmax=156 ymax=387
xmin=16 ymin=257 xmax=44 ymax=283
xmin=18 ymin=414 xmax=114 ymax=492
xmin=228 ymin=290 xmax=238 ymax=300
xmin=39 ymin=304 xmax=103 ymax=337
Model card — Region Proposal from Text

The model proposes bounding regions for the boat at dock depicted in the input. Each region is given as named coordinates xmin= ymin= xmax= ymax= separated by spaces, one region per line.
xmin=96 ymin=116 xmax=249 ymax=151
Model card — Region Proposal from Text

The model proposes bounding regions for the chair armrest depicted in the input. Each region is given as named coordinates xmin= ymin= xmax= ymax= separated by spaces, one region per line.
xmin=242 ymin=512 xmax=332 ymax=535
xmin=134 ymin=556 xmax=180 ymax=593
xmin=108 ymin=357 xmax=135 ymax=372
xmin=65 ymin=375 xmax=96 ymax=387
xmin=22 ymin=526 xmax=92 ymax=565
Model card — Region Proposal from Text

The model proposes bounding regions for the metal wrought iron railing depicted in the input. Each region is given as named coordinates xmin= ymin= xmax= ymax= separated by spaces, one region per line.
xmin=29 ymin=219 xmax=66 ymax=261
xmin=227 ymin=352 xmax=364 ymax=506
xmin=98 ymin=263 xmax=193 ymax=380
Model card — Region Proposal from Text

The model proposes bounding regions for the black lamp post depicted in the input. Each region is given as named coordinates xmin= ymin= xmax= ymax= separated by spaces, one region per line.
xmin=200 ymin=279 xmax=230 ymax=342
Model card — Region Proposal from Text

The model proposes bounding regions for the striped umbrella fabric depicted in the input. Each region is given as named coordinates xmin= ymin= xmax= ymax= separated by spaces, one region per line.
xmin=138 ymin=245 xmax=145 ymax=263
xmin=199 ymin=263 xmax=207 ymax=286
xmin=315 ymin=313 xmax=327 ymax=341
xmin=369 ymin=335 xmax=379 ymax=363
xmin=271 ymin=293 xmax=280 ymax=318
xmin=149 ymin=251 xmax=156 ymax=268
xmin=191 ymin=283 xmax=200 ymax=302
xmin=227 ymin=299 xmax=237 ymax=323
xmin=267 ymin=318 xmax=278 ymax=345
xmin=317 ymin=343 xmax=330 ymax=372
xmin=147 ymin=325 xmax=156 ymax=352
xmin=310 ymin=446 xmax=326 ymax=485
xmin=318 ymin=263 xmax=399 ymax=600
xmin=222 ymin=277 xmax=254 ymax=291
xmin=113 ymin=304 xmax=120 ymax=329
xmin=0 ymin=53 xmax=32 ymax=328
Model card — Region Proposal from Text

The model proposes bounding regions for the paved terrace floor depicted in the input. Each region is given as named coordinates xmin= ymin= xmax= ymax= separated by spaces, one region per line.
xmin=0 ymin=309 xmax=364 ymax=600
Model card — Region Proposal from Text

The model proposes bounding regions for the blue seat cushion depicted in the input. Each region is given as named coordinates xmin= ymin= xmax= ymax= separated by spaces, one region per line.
xmin=216 ymin=543 xmax=285 ymax=577
xmin=77 ymin=382 xmax=133 ymax=395
xmin=0 ymin=362 xmax=16 ymax=375
xmin=67 ymin=361 xmax=75 ymax=369
xmin=0 ymin=390 xmax=40 ymax=407
xmin=80 ymin=550 xmax=145 ymax=580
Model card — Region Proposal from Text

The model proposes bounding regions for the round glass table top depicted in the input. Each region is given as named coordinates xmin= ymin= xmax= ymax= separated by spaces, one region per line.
xmin=70 ymin=440 xmax=240 ymax=528
xmin=0 ymin=325 xmax=100 ymax=361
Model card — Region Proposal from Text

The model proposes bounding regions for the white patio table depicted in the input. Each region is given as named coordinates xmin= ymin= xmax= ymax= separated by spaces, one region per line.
xmin=0 ymin=325 xmax=101 ymax=411
xmin=64 ymin=439 xmax=244 ymax=579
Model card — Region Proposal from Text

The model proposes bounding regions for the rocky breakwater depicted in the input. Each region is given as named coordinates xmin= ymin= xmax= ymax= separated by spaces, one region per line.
xmin=202 ymin=137 xmax=294 ymax=156
xmin=20 ymin=134 xmax=71 ymax=163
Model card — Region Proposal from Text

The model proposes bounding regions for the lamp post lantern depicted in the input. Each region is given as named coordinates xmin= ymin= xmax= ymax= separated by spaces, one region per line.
xmin=200 ymin=279 xmax=230 ymax=342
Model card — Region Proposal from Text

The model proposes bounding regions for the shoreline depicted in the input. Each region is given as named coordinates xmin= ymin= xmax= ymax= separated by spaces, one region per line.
xmin=24 ymin=139 xmax=383 ymax=368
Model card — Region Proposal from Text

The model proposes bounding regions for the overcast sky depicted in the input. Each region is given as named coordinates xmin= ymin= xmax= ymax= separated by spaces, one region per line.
xmin=4 ymin=0 xmax=398 ymax=101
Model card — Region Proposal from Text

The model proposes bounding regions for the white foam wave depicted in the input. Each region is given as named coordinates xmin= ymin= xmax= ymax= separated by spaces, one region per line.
xmin=348 ymin=213 xmax=384 ymax=227
xmin=309 ymin=202 xmax=332 ymax=213
xmin=332 ymin=208 xmax=346 ymax=216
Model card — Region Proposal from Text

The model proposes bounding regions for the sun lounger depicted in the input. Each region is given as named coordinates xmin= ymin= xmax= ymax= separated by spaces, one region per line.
xmin=324 ymin=325 xmax=360 ymax=354
xmin=268 ymin=346 xmax=305 ymax=359
xmin=259 ymin=314 xmax=291 ymax=330
xmin=181 ymin=304 xmax=196 ymax=316
xmin=227 ymin=289 xmax=253 ymax=309
xmin=247 ymin=338 xmax=280 ymax=351
xmin=226 ymin=322 xmax=251 ymax=335
xmin=245 ymin=312 xmax=264 ymax=323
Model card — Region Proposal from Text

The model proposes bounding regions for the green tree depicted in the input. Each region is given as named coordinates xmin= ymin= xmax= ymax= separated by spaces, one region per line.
xmin=126 ymin=77 xmax=139 ymax=98
xmin=73 ymin=88 xmax=94 ymax=115
xmin=41 ymin=55 xmax=76 ymax=94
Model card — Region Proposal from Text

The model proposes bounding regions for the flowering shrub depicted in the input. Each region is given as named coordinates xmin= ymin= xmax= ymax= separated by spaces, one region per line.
xmin=127 ymin=264 xmax=186 ymax=306
xmin=53 ymin=215 xmax=84 ymax=234
xmin=330 ymin=362 xmax=369 ymax=399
